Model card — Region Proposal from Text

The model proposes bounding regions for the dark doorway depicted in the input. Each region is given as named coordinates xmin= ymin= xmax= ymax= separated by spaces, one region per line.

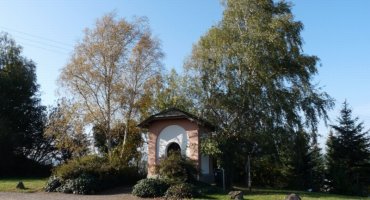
xmin=167 ymin=142 xmax=181 ymax=156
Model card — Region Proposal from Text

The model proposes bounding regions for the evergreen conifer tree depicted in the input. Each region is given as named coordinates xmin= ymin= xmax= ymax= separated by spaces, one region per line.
xmin=288 ymin=131 xmax=325 ymax=191
xmin=307 ymin=142 xmax=325 ymax=191
xmin=326 ymin=101 xmax=370 ymax=196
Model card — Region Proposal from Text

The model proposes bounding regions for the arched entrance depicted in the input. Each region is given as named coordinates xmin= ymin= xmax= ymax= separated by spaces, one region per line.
xmin=138 ymin=107 xmax=216 ymax=181
xmin=166 ymin=142 xmax=181 ymax=156
xmin=156 ymin=124 xmax=188 ymax=160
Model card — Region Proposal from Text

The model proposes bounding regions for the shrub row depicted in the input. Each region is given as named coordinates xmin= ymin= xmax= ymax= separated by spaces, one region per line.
xmin=46 ymin=174 xmax=99 ymax=194
xmin=132 ymin=178 xmax=197 ymax=199
xmin=156 ymin=153 xmax=198 ymax=184
xmin=45 ymin=155 xmax=144 ymax=194
xmin=165 ymin=182 xmax=197 ymax=199
xmin=133 ymin=153 xmax=200 ymax=199
xmin=132 ymin=178 xmax=169 ymax=197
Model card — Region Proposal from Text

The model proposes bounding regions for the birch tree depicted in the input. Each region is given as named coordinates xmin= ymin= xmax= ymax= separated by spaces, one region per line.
xmin=186 ymin=0 xmax=334 ymax=186
xmin=59 ymin=13 xmax=163 ymax=154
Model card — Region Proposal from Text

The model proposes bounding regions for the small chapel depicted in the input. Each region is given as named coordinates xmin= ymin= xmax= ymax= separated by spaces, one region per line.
xmin=138 ymin=108 xmax=215 ymax=183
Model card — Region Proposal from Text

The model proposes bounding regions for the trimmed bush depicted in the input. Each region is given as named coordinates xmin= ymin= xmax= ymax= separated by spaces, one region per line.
xmin=59 ymin=174 xmax=99 ymax=194
xmin=46 ymin=174 xmax=99 ymax=194
xmin=45 ymin=176 xmax=62 ymax=192
xmin=48 ymin=154 xmax=144 ymax=194
xmin=132 ymin=178 xmax=169 ymax=198
xmin=53 ymin=155 xmax=106 ymax=180
xmin=157 ymin=153 xmax=198 ymax=184
xmin=165 ymin=183 xmax=196 ymax=199
xmin=56 ymin=179 xmax=73 ymax=193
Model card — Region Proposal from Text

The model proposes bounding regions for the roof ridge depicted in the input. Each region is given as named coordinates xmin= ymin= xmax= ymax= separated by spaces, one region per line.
xmin=138 ymin=107 xmax=215 ymax=130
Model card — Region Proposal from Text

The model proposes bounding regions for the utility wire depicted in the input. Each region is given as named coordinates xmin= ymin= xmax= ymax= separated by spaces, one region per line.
xmin=13 ymin=33 xmax=72 ymax=52
xmin=16 ymin=40 xmax=70 ymax=55
xmin=0 ymin=26 xmax=73 ymax=48
xmin=0 ymin=26 xmax=75 ymax=55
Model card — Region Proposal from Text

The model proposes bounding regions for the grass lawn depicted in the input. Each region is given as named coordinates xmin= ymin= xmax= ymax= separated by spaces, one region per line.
xmin=198 ymin=187 xmax=370 ymax=200
xmin=0 ymin=178 xmax=368 ymax=200
xmin=0 ymin=178 xmax=47 ymax=193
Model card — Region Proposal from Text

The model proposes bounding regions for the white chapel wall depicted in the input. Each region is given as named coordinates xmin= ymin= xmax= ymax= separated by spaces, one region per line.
xmin=156 ymin=125 xmax=189 ymax=160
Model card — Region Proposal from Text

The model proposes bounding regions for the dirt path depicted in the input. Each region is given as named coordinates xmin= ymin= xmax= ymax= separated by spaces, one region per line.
xmin=0 ymin=187 xmax=161 ymax=200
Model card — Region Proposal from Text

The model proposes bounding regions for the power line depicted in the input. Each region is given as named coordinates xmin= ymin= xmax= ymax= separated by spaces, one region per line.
xmin=13 ymin=33 xmax=72 ymax=52
xmin=17 ymin=40 xmax=70 ymax=55
xmin=0 ymin=26 xmax=73 ymax=48
xmin=0 ymin=26 xmax=75 ymax=55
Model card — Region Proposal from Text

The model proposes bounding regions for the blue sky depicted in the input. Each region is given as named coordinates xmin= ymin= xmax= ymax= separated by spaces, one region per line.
xmin=0 ymin=0 xmax=369 ymax=147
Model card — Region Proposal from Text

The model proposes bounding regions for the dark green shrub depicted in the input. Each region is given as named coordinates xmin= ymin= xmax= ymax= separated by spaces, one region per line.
xmin=132 ymin=178 xmax=169 ymax=197
xmin=53 ymin=155 xmax=106 ymax=179
xmin=92 ymin=165 xmax=143 ymax=189
xmin=69 ymin=174 xmax=99 ymax=194
xmin=45 ymin=176 xmax=62 ymax=192
xmin=49 ymin=154 xmax=143 ymax=194
xmin=56 ymin=179 xmax=73 ymax=194
xmin=54 ymin=174 xmax=99 ymax=194
xmin=165 ymin=183 xmax=196 ymax=199
xmin=157 ymin=153 xmax=198 ymax=184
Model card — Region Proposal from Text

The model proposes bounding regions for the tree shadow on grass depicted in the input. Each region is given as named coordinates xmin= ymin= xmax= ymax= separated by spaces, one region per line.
xmin=196 ymin=195 xmax=219 ymax=199
xmin=97 ymin=186 xmax=133 ymax=195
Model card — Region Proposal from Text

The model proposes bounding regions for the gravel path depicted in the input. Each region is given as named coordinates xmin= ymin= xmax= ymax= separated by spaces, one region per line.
xmin=0 ymin=187 xmax=161 ymax=200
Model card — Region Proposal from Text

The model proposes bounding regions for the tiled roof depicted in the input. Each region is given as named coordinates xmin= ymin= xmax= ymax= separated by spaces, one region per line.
xmin=138 ymin=107 xmax=215 ymax=130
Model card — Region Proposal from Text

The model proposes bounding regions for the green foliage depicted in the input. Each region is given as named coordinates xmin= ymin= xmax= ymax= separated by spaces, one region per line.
xmin=200 ymin=136 xmax=222 ymax=157
xmin=286 ymin=131 xmax=325 ymax=191
xmin=92 ymin=121 xmax=141 ymax=156
xmin=157 ymin=153 xmax=198 ymax=184
xmin=185 ymin=0 xmax=334 ymax=188
xmin=0 ymin=32 xmax=52 ymax=176
xmin=56 ymin=174 xmax=99 ymax=194
xmin=284 ymin=131 xmax=308 ymax=189
xmin=152 ymin=69 xmax=195 ymax=112
xmin=59 ymin=13 xmax=163 ymax=158
xmin=165 ymin=183 xmax=196 ymax=199
xmin=50 ymin=154 xmax=143 ymax=194
xmin=246 ymin=130 xmax=326 ymax=190
xmin=307 ymin=144 xmax=326 ymax=191
xmin=92 ymin=120 xmax=143 ymax=169
xmin=326 ymin=101 xmax=370 ymax=196
xmin=132 ymin=178 xmax=169 ymax=198
xmin=53 ymin=155 xmax=105 ymax=180
xmin=44 ymin=99 xmax=90 ymax=162
xmin=50 ymin=156 xmax=104 ymax=194
xmin=92 ymin=123 xmax=110 ymax=154
xmin=45 ymin=176 xmax=62 ymax=192
xmin=252 ymin=147 xmax=290 ymax=188
xmin=107 ymin=121 xmax=144 ymax=167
